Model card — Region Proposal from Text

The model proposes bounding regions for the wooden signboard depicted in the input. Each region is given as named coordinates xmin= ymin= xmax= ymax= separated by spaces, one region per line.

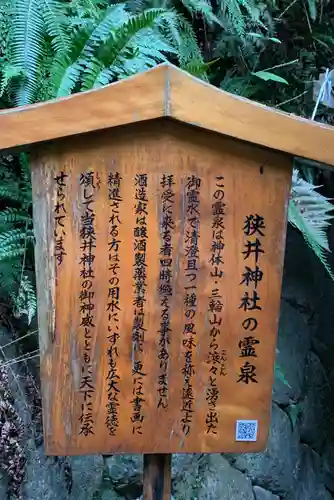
xmin=0 ymin=64 xmax=333 ymax=466
xmin=31 ymin=121 xmax=290 ymax=455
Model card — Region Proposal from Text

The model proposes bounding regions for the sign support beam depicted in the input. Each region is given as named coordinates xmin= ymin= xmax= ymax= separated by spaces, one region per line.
xmin=143 ymin=453 xmax=172 ymax=500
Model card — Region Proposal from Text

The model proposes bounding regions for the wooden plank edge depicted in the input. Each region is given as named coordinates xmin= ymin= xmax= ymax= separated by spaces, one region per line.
xmin=167 ymin=65 xmax=334 ymax=168
xmin=0 ymin=63 xmax=333 ymax=168
xmin=0 ymin=64 xmax=168 ymax=152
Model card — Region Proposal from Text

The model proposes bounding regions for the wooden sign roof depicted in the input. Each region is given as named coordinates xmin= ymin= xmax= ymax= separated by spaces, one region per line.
xmin=0 ymin=63 xmax=333 ymax=166
xmin=0 ymin=64 xmax=332 ymax=457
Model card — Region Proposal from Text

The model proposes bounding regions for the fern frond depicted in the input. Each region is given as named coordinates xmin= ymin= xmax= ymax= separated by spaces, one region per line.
xmin=180 ymin=0 xmax=222 ymax=26
xmin=0 ymin=63 xmax=27 ymax=98
xmin=51 ymin=5 xmax=129 ymax=97
xmin=220 ymin=73 xmax=262 ymax=98
xmin=0 ymin=228 xmax=34 ymax=258
xmin=0 ymin=246 xmax=25 ymax=261
xmin=0 ymin=208 xmax=31 ymax=224
xmin=81 ymin=4 xmax=129 ymax=55
xmin=182 ymin=59 xmax=213 ymax=80
xmin=0 ymin=2 xmax=11 ymax=60
xmin=12 ymin=274 xmax=37 ymax=324
xmin=41 ymin=0 xmax=71 ymax=54
xmin=219 ymin=0 xmax=257 ymax=38
xmin=89 ymin=67 xmax=114 ymax=88
xmin=67 ymin=0 xmax=108 ymax=23
xmin=220 ymin=0 xmax=245 ymax=37
xmin=80 ymin=8 xmax=172 ymax=89
xmin=0 ymin=184 xmax=20 ymax=203
xmin=52 ymin=58 xmax=83 ymax=97
xmin=163 ymin=11 xmax=205 ymax=70
xmin=11 ymin=0 xmax=45 ymax=105
xmin=80 ymin=57 xmax=105 ymax=90
xmin=50 ymin=23 xmax=94 ymax=97
xmin=101 ymin=8 xmax=169 ymax=64
xmin=288 ymin=169 xmax=334 ymax=280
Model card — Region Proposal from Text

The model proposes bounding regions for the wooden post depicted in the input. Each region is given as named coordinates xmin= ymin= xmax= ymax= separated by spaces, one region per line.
xmin=143 ymin=453 xmax=172 ymax=500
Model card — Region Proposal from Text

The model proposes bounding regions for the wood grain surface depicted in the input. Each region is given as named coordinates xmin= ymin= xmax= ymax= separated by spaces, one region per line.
xmin=0 ymin=64 xmax=333 ymax=167
xmin=143 ymin=454 xmax=172 ymax=500
xmin=31 ymin=120 xmax=291 ymax=456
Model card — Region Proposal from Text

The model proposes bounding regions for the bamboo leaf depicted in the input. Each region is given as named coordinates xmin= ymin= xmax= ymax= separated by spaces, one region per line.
xmin=252 ymin=70 xmax=289 ymax=84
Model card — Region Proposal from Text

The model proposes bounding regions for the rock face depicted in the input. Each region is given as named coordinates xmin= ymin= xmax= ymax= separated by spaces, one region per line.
xmin=173 ymin=454 xmax=254 ymax=500
xmin=230 ymin=404 xmax=300 ymax=497
xmin=253 ymin=486 xmax=280 ymax=500
xmin=300 ymin=352 xmax=333 ymax=453
xmin=1 ymin=225 xmax=334 ymax=499
xmin=289 ymin=445 xmax=333 ymax=500
xmin=273 ymin=300 xmax=311 ymax=405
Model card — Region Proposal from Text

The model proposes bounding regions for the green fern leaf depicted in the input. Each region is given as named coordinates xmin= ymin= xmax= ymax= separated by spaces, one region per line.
xmin=11 ymin=0 xmax=45 ymax=105
xmin=183 ymin=59 xmax=215 ymax=80
xmin=81 ymin=9 xmax=172 ymax=89
xmin=0 ymin=63 xmax=27 ymax=98
xmin=181 ymin=0 xmax=222 ymax=26
xmin=12 ymin=274 xmax=37 ymax=324
xmin=41 ymin=0 xmax=71 ymax=54
xmin=0 ymin=184 xmax=20 ymax=203
xmin=107 ymin=8 xmax=169 ymax=62
xmin=81 ymin=4 xmax=129 ymax=54
xmin=0 ymin=208 xmax=31 ymax=224
xmin=220 ymin=0 xmax=246 ymax=37
xmin=288 ymin=169 xmax=334 ymax=280
xmin=163 ymin=11 xmax=205 ymax=70
xmin=0 ymin=246 xmax=26 ymax=261
xmin=219 ymin=0 xmax=259 ymax=38
xmin=80 ymin=57 xmax=105 ymax=90
xmin=0 ymin=228 xmax=33 ymax=247
xmin=51 ymin=5 xmax=129 ymax=97
xmin=53 ymin=58 xmax=83 ymax=97
xmin=67 ymin=0 xmax=108 ymax=24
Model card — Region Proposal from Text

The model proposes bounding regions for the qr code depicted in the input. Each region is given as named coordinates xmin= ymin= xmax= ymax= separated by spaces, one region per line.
xmin=236 ymin=420 xmax=258 ymax=442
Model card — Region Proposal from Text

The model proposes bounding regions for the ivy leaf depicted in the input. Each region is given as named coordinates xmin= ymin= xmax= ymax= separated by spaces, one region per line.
xmin=252 ymin=70 xmax=288 ymax=84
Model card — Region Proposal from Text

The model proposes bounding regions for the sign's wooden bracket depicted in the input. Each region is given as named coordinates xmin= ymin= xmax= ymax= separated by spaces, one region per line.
xmin=143 ymin=454 xmax=171 ymax=499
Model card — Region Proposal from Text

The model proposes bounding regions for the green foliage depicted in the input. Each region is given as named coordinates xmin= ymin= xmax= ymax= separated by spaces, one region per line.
xmin=0 ymin=0 xmax=208 ymax=325
xmin=10 ymin=0 xmax=45 ymax=105
xmin=12 ymin=274 xmax=37 ymax=325
xmin=289 ymin=168 xmax=334 ymax=280
xmin=0 ymin=1 xmax=11 ymax=58
xmin=0 ymin=155 xmax=36 ymax=324
xmin=52 ymin=7 xmax=181 ymax=96
xmin=219 ymin=0 xmax=260 ymax=38
xmin=2 ymin=0 xmax=207 ymax=105
xmin=252 ymin=70 xmax=289 ymax=84
xmin=42 ymin=0 xmax=71 ymax=54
